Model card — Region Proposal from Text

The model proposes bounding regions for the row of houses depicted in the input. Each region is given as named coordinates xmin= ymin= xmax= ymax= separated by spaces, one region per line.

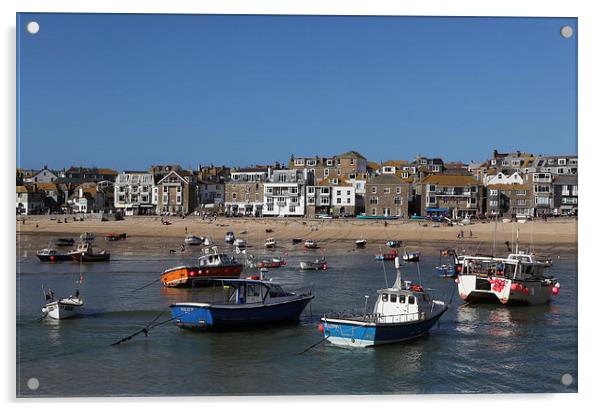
xmin=16 ymin=149 xmax=578 ymax=218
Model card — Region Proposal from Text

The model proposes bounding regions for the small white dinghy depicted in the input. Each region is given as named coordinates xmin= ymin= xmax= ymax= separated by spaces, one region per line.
xmin=264 ymin=238 xmax=276 ymax=248
xmin=41 ymin=288 xmax=84 ymax=320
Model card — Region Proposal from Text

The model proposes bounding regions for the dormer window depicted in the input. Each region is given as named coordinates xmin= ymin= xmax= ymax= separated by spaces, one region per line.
xmin=294 ymin=159 xmax=305 ymax=166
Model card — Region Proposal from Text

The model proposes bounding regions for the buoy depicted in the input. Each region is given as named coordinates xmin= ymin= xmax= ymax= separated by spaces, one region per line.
xmin=510 ymin=283 xmax=519 ymax=291
xmin=50 ymin=255 xmax=55 ymax=262
xmin=317 ymin=323 xmax=324 ymax=332
xmin=522 ymin=287 xmax=529 ymax=294
xmin=552 ymin=287 xmax=559 ymax=296
xmin=454 ymin=278 xmax=459 ymax=284
xmin=322 ymin=264 xmax=328 ymax=270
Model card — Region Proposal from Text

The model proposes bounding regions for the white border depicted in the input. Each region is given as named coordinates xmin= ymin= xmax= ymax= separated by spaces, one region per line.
xmin=3 ymin=0 xmax=599 ymax=409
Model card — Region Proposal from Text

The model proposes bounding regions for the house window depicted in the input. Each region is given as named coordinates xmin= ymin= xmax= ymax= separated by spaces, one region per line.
xmin=396 ymin=186 xmax=401 ymax=194
xmin=490 ymin=200 xmax=498 ymax=207
xmin=558 ymin=159 xmax=566 ymax=165
xmin=383 ymin=187 xmax=390 ymax=194
xmin=516 ymin=190 xmax=526 ymax=196
xmin=307 ymin=160 xmax=316 ymax=166
xmin=294 ymin=159 xmax=305 ymax=166
xmin=347 ymin=198 xmax=351 ymax=204
xmin=516 ymin=199 xmax=526 ymax=206
xmin=232 ymin=193 xmax=237 ymax=200
xmin=369 ymin=196 xmax=378 ymax=205
xmin=428 ymin=185 xmax=436 ymax=192
xmin=326 ymin=159 xmax=333 ymax=166
xmin=371 ymin=208 xmax=376 ymax=215
xmin=308 ymin=197 xmax=315 ymax=204
xmin=490 ymin=189 xmax=498 ymax=196
xmin=336 ymin=198 xmax=341 ymax=204
xmin=336 ymin=190 xmax=342 ymax=196
xmin=324 ymin=169 xmax=330 ymax=176
xmin=428 ymin=196 xmax=436 ymax=204
xmin=267 ymin=204 xmax=274 ymax=211
xmin=289 ymin=205 xmax=296 ymax=213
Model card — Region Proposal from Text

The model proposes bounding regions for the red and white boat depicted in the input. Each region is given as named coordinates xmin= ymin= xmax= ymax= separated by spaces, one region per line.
xmin=455 ymin=252 xmax=560 ymax=305
xmin=160 ymin=246 xmax=244 ymax=288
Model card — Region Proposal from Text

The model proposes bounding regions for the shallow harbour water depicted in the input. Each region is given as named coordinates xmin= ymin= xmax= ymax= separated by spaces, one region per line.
xmin=16 ymin=234 xmax=577 ymax=396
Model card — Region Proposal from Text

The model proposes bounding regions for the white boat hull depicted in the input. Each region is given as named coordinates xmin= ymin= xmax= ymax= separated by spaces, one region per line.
xmin=42 ymin=298 xmax=84 ymax=320
xmin=456 ymin=275 xmax=556 ymax=305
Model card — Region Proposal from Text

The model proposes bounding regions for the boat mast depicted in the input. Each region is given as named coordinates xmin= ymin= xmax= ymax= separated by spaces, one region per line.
xmin=393 ymin=257 xmax=402 ymax=289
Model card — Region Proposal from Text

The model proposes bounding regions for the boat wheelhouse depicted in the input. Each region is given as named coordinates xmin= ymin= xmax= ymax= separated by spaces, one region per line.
xmin=170 ymin=278 xmax=314 ymax=330
xmin=455 ymin=252 xmax=560 ymax=305
xmin=402 ymin=251 xmax=420 ymax=262
xmin=224 ymin=232 xmax=235 ymax=244
xmin=355 ymin=239 xmax=367 ymax=247
xmin=160 ymin=246 xmax=244 ymax=288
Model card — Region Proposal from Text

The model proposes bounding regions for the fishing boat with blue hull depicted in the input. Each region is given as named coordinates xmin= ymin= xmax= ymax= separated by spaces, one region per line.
xmin=170 ymin=278 xmax=314 ymax=331
xmin=320 ymin=258 xmax=447 ymax=347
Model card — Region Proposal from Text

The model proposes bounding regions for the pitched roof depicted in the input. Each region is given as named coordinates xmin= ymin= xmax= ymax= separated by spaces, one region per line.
xmin=366 ymin=161 xmax=380 ymax=171
xmin=34 ymin=183 xmax=58 ymax=191
xmin=368 ymin=174 xmax=407 ymax=185
xmin=338 ymin=150 xmax=366 ymax=160
xmin=422 ymin=174 xmax=479 ymax=186
xmin=382 ymin=160 xmax=409 ymax=167
xmin=487 ymin=184 xmax=530 ymax=190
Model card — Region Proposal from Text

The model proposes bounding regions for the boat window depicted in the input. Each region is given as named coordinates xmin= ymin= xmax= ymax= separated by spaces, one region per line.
xmin=390 ymin=294 xmax=397 ymax=303
xmin=399 ymin=295 xmax=406 ymax=303
xmin=408 ymin=296 xmax=415 ymax=304
xmin=269 ymin=285 xmax=287 ymax=298
xmin=382 ymin=294 xmax=388 ymax=302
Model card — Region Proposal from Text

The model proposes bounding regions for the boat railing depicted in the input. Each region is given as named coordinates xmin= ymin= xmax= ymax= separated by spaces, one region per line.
xmin=324 ymin=310 xmax=426 ymax=323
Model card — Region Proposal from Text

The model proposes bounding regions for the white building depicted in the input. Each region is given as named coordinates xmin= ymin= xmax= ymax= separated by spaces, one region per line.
xmin=114 ymin=172 xmax=156 ymax=215
xmin=24 ymin=166 xmax=58 ymax=184
xmin=197 ymin=181 xmax=225 ymax=208
xmin=263 ymin=169 xmax=307 ymax=217
xmin=16 ymin=186 xmax=44 ymax=215
xmin=330 ymin=178 xmax=356 ymax=217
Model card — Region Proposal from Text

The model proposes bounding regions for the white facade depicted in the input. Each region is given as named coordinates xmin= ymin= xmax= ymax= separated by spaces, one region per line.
xmin=114 ymin=172 xmax=156 ymax=215
xmin=331 ymin=184 xmax=355 ymax=209
xmin=484 ymin=171 xmax=524 ymax=186
xmin=24 ymin=166 xmax=58 ymax=184
xmin=262 ymin=170 xmax=307 ymax=217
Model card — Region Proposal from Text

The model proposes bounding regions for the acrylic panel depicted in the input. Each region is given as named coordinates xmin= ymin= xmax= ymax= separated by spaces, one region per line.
xmin=16 ymin=13 xmax=577 ymax=397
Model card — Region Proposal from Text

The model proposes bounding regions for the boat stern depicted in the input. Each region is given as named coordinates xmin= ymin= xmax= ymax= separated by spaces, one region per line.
xmin=170 ymin=303 xmax=214 ymax=330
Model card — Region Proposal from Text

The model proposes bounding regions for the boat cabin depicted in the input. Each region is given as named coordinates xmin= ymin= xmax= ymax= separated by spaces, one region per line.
xmin=372 ymin=287 xmax=430 ymax=323
xmin=215 ymin=280 xmax=293 ymax=305
xmin=198 ymin=251 xmax=238 ymax=267
xmin=459 ymin=253 xmax=547 ymax=281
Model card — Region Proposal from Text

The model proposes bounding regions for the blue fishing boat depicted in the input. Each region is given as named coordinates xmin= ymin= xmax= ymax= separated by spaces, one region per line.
xmin=320 ymin=258 xmax=447 ymax=347
xmin=170 ymin=278 xmax=313 ymax=331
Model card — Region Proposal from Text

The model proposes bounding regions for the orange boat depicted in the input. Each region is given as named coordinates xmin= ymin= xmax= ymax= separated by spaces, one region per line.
xmin=161 ymin=247 xmax=244 ymax=288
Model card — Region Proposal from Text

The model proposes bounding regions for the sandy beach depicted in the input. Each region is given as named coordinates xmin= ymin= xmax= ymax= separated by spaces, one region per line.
xmin=16 ymin=215 xmax=578 ymax=255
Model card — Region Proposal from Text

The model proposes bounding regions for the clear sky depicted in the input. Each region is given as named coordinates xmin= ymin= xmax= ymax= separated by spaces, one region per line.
xmin=16 ymin=13 xmax=577 ymax=170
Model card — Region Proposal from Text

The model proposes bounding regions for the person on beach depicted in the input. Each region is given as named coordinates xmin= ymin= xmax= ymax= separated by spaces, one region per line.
xmin=461 ymin=230 xmax=464 ymax=238
xmin=185 ymin=226 xmax=187 ymax=234
xmin=469 ymin=229 xmax=473 ymax=237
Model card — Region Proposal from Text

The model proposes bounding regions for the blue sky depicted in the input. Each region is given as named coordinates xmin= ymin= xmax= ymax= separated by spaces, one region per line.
xmin=16 ymin=14 xmax=577 ymax=170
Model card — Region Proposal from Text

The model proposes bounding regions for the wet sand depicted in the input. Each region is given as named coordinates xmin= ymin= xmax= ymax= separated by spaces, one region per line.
xmin=16 ymin=215 xmax=578 ymax=255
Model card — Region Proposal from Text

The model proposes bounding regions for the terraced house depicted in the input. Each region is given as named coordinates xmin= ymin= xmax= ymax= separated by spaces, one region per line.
xmin=155 ymin=169 xmax=197 ymax=215
xmin=420 ymin=175 xmax=481 ymax=219
xmin=486 ymin=183 xmax=532 ymax=218
xmin=365 ymin=174 xmax=410 ymax=218
xmin=114 ymin=171 xmax=156 ymax=215
xmin=224 ymin=167 xmax=269 ymax=216
xmin=263 ymin=169 xmax=307 ymax=217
